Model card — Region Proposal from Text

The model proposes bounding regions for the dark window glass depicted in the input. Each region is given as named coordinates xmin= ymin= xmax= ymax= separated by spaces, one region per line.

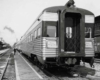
xmin=37 ymin=28 xmax=41 ymax=36
xmin=47 ymin=26 xmax=56 ymax=37
xmin=34 ymin=30 xmax=37 ymax=38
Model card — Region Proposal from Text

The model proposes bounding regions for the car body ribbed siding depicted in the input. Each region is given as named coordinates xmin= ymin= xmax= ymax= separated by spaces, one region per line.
xmin=20 ymin=21 xmax=43 ymax=57
xmin=42 ymin=37 xmax=58 ymax=57
xmin=20 ymin=38 xmax=43 ymax=57
xmin=32 ymin=38 xmax=42 ymax=56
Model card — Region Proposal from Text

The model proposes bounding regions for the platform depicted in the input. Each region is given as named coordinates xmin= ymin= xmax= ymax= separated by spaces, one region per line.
xmin=15 ymin=52 xmax=43 ymax=80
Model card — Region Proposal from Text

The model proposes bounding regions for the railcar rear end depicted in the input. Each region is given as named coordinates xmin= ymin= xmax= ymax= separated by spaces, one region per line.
xmin=41 ymin=10 xmax=94 ymax=66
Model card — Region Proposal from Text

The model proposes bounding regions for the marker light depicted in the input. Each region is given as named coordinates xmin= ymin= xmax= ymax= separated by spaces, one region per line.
xmin=85 ymin=15 xmax=94 ymax=23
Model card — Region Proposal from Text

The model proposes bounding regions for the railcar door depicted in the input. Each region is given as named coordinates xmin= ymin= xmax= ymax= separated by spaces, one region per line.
xmin=65 ymin=13 xmax=81 ymax=53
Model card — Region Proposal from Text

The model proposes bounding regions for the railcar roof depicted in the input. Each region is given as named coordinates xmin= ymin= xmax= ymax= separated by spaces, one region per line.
xmin=44 ymin=6 xmax=94 ymax=15
xmin=95 ymin=16 xmax=100 ymax=21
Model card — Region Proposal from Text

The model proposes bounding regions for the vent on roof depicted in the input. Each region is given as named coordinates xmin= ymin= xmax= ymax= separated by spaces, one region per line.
xmin=65 ymin=0 xmax=75 ymax=8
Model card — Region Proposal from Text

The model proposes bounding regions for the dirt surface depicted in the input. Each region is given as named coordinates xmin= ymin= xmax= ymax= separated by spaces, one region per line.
xmin=72 ymin=65 xmax=95 ymax=77
xmin=3 ymin=52 xmax=16 ymax=80
xmin=80 ymin=62 xmax=100 ymax=80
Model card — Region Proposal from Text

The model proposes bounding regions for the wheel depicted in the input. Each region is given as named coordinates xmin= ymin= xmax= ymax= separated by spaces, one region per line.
xmin=31 ymin=54 xmax=34 ymax=61
xmin=34 ymin=56 xmax=40 ymax=66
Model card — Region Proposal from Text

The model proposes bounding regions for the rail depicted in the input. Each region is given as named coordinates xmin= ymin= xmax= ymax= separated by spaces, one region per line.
xmin=0 ymin=49 xmax=11 ymax=80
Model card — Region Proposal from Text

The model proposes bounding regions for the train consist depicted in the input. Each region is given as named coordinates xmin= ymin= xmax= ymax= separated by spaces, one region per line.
xmin=16 ymin=0 xmax=95 ymax=68
xmin=94 ymin=16 xmax=100 ymax=57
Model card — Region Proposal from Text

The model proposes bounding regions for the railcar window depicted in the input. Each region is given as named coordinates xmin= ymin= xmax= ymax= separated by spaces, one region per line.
xmin=37 ymin=28 xmax=41 ymax=37
xmin=47 ymin=26 xmax=56 ymax=37
xmin=28 ymin=36 xmax=30 ymax=42
xmin=66 ymin=27 xmax=72 ymax=38
xmin=31 ymin=34 xmax=33 ymax=41
xmin=85 ymin=27 xmax=92 ymax=38
xmin=32 ymin=32 xmax=34 ymax=40
xmin=34 ymin=30 xmax=37 ymax=38
xmin=30 ymin=35 xmax=31 ymax=41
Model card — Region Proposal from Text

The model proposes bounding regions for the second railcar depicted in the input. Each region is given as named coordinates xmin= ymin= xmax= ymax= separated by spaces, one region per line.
xmin=17 ymin=0 xmax=95 ymax=67
xmin=94 ymin=16 xmax=100 ymax=57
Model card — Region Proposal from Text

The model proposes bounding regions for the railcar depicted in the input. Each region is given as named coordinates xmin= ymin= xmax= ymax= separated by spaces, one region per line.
xmin=94 ymin=16 xmax=100 ymax=57
xmin=15 ymin=42 xmax=21 ymax=52
xmin=17 ymin=0 xmax=95 ymax=68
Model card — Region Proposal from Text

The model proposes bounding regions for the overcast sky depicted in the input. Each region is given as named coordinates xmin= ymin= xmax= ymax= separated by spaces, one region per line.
xmin=0 ymin=0 xmax=100 ymax=46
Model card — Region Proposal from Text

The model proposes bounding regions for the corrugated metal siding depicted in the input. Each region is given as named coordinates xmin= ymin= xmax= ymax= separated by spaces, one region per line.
xmin=85 ymin=48 xmax=94 ymax=56
xmin=85 ymin=38 xmax=94 ymax=57
xmin=20 ymin=37 xmax=42 ymax=57
xmin=42 ymin=37 xmax=58 ymax=57
xmin=30 ymin=38 xmax=42 ymax=56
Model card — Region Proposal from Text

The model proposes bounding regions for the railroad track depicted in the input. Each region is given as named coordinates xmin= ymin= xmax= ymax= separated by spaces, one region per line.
xmin=42 ymin=69 xmax=63 ymax=80
xmin=0 ymin=49 xmax=12 ymax=80
xmin=0 ymin=50 xmax=8 ymax=57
